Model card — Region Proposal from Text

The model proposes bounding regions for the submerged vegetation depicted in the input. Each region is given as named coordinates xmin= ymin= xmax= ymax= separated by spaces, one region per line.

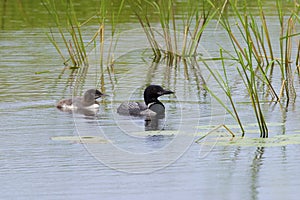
xmin=40 ymin=0 xmax=299 ymax=138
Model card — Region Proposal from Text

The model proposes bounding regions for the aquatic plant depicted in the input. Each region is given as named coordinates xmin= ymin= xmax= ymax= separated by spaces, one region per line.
xmin=43 ymin=0 xmax=125 ymax=95
xmin=43 ymin=0 xmax=89 ymax=67
xmin=203 ymin=0 xmax=299 ymax=138
xmin=129 ymin=0 xmax=216 ymax=64
xmin=96 ymin=0 xmax=125 ymax=91
xmin=276 ymin=0 xmax=299 ymax=104
xmin=201 ymin=49 xmax=245 ymax=135
xmin=195 ymin=124 xmax=235 ymax=143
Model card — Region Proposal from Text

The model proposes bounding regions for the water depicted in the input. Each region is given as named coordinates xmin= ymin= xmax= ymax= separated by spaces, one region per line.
xmin=1 ymin=1 xmax=300 ymax=199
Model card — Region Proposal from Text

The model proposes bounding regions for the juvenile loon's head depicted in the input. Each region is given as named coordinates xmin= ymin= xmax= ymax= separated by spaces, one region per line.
xmin=83 ymin=89 xmax=107 ymax=103
xmin=143 ymin=85 xmax=174 ymax=106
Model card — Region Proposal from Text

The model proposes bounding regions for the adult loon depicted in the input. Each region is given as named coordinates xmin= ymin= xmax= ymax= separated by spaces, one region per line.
xmin=117 ymin=85 xmax=174 ymax=117
xmin=56 ymin=89 xmax=107 ymax=111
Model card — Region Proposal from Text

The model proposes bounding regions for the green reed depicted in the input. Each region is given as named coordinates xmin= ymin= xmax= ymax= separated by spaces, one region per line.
xmin=97 ymin=0 xmax=122 ymax=90
xmin=205 ymin=0 xmax=299 ymax=137
xmin=130 ymin=0 xmax=216 ymax=64
xmin=201 ymin=49 xmax=245 ymax=136
xmin=276 ymin=0 xmax=295 ymax=104
xmin=129 ymin=0 xmax=162 ymax=61
xmin=208 ymin=2 xmax=264 ymax=137
xmin=43 ymin=0 xmax=89 ymax=67
xmin=44 ymin=0 xmax=124 ymax=94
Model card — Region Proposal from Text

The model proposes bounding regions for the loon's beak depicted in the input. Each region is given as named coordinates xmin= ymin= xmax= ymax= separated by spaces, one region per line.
xmin=159 ymin=90 xmax=174 ymax=95
xmin=101 ymin=93 xmax=109 ymax=97
xmin=164 ymin=90 xmax=174 ymax=95
xmin=95 ymin=93 xmax=109 ymax=99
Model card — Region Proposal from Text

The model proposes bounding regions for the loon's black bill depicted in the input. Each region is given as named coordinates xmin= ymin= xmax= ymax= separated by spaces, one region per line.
xmin=95 ymin=93 xmax=109 ymax=99
xmin=162 ymin=90 xmax=174 ymax=95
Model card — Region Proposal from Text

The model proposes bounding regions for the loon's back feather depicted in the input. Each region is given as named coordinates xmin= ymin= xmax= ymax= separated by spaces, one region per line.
xmin=117 ymin=102 xmax=147 ymax=116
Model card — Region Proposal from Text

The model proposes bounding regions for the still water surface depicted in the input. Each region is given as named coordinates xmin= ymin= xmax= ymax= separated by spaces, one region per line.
xmin=1 ymin=1 xmax=300 ymax=199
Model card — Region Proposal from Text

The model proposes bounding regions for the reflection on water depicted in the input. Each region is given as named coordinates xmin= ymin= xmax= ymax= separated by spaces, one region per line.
xmin=144 ymin=117 xmax=165 ymax=131
xmin=1 ymin=1 xmax=300 ymax=200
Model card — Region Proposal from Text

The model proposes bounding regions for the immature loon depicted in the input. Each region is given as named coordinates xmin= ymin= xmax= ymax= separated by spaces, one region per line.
xmin=56 ymin=89 xmax=107 ymax=111
xmin=117 ymin=85 xmax=174 ymax=117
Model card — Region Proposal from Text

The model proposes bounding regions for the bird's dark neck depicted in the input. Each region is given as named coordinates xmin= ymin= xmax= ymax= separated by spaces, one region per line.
xmin=145 ymin=97 xmax=160 ymax=106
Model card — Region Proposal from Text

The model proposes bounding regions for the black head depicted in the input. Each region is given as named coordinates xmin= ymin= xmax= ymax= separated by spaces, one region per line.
xmin=84 ymin=89 xmax=107 ymax=102
xmin=143 ymin=85 xmax=174 ymax=105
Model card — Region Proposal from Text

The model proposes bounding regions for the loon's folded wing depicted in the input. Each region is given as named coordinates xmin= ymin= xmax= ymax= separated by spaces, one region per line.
xmin=117 ymin=102 xmax=145 ymax=116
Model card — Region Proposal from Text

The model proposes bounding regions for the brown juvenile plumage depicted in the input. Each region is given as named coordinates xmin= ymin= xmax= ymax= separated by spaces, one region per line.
xmin=56 ymin=89 xmax=106 ymax=111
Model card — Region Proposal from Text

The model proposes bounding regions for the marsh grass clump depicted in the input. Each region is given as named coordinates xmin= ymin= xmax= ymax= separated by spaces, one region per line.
xmin=43 ymin=0 xmax=123 ymax=66
xmin=43 ymin=0 xmax=90 ymax=67
xmin=44 ymin=0 xmax=124 ymax=95
xmin=129 ymin=0 xmax=216 ymax=64
xmin=204 ymin=0 xmax=299 ymax=138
